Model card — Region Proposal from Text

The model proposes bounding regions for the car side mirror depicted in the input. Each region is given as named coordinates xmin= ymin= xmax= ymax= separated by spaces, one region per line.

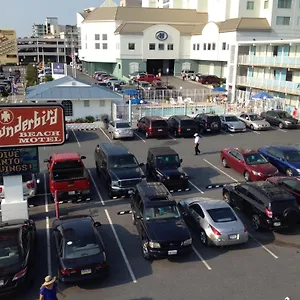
xmin=94 ymin=222 xmax=101 ymax=227
xmin=180 ymin=159 xmax=183 ymax=163
xmin=136 ymin=215 xmax=142 ymax=220
xmin=139 ymin=163 xmax=144 ymax=167
xmin=81 ymin=156 xmax=86 ymax=159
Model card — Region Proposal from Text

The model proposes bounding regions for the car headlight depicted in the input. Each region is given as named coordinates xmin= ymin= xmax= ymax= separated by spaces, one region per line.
xmin=253 ymin=123 xmax=259 ymax=128
xmin=228 ymin=123 xmax=233 ymax=128
xmin=296 ymin=169 xmax=300 ymax=173
xmin=285 ymin=121 xmax=291 ymax=124
xmin=166 ymin=176 xmax=170 ymax=180
xmin=252 ymin=170 xmax=262 ymax=176
xmin=180 ymin=174 xmax=185 ymax=178
xmin=182 ymin=238 xmax=192 ymax=246
xmin=149 ymin=241 xmax=161 ymax=248
xmin=111 ymin=180 xmax=119 ymax=186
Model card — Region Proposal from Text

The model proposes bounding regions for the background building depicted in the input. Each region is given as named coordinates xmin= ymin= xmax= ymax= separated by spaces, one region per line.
xmin=0 ymin=29 xmax=18 ymax=65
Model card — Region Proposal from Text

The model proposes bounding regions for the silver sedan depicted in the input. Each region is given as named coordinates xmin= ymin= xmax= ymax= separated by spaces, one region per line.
xmin=220 ymin=114 xmax=246 ymax=132
xmin=239 ymin=113 xmax=270 ymax=131
xmin=178 ymin=197 xmax=248 ymax=246
xmin=108 ymin=119 xmax=134 ymax=140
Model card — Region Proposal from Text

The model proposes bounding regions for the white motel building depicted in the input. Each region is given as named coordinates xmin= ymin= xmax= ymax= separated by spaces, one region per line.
xmin=78 ymin=0 xmax=300 ymax=105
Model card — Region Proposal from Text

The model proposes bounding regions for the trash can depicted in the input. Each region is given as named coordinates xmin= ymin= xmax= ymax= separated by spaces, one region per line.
xmin=100 ymin=114 xmax=109 ymax=129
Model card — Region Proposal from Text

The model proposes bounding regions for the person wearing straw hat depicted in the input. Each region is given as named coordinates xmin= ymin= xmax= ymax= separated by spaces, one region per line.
xmin=40 ymin=275 xmax=67 ymax=300
xmin=194 ymin=133 xmax=201 ymax=155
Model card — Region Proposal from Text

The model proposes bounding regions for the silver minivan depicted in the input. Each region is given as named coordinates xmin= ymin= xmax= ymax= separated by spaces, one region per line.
xmin=108 ymin=119 xmax=134 ymax=140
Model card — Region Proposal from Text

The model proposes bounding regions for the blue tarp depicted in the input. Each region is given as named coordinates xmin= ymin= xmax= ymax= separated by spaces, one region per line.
xmin=251 ymin=92 xmax=273 ymax=99
xmin=126 ymin=98 xmax=147 ymax=104
xmin=212 ymin=87 xmax=227 ymax=92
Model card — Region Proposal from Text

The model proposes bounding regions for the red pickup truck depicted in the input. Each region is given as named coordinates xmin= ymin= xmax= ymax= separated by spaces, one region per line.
xmin=44 ymin=152 xmax=91 ymax=202
xmin=135 ymin=74 xmax=161 ymax=83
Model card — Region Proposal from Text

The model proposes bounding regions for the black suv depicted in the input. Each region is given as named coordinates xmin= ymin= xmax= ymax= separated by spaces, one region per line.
xmin=130 ymin=181 xmax=192 ymax=260
xmin=261 ymin=110 xmax=299 ymax=129
xmin=146 ymin=147 xmax=189 ymax=192
xmin=194 ymin=113 xmax=221 ymax=133
xmin=167 ymin=115 xmax=200 ymax=137
xmin=0 ymin=219 xmax=36 ymax=296
xmin=223 ymin=181 xmax=300 ymax=231
xmin=95 ymin=142 xmax=144 ymax=199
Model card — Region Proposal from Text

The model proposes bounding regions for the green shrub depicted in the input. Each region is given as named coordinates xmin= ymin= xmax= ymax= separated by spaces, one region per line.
xmin=85 ymin=116 xmax=95 ymax=123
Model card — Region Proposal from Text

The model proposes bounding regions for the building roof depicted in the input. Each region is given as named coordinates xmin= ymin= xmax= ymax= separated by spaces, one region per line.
xmin=101 ymin=0 xmax=118 ymax=7
xmin=82 ymin=7 xmax=207 ymax=24
xmin=218 ymin=18 xmax=271 ymax=33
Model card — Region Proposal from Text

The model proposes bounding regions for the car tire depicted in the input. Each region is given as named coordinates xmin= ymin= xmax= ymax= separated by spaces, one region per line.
xmin=107 ymin=185 xmax=114 ymax=199
xmin=131 ymin=212 xmax=136 ymax=225
xmin=252 ymin=214 xmax=261 ymax=231
xmin=279 ymin=122 xmax=284 ymax=129
xmin=250 ymin=124 xmax=254 ymax=131
xmin=142 ymin=240 xmax=152 ymax=260
xmin=223 ymin=192 xmax=232 ymax=205
xmin=96 ymin=164 xmax=100 ymax=177
xmin=222 ymin=158 xmax=228 ymax=168
xmin=200 ymin=230 xmax=209 ymax=246
xmin=145 ymin=132 xmax=149 ymax=139
xmin=286 ymin=168 xmax=293 ymax=176
xmin=244 ymin=171 xmax=251 ymax=182
xmin=224 ymin=124 xmax=229 ymax=132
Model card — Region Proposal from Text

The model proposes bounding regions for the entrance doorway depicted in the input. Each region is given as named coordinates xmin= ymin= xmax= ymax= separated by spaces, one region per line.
xmin=147 ymin=59 xmax=175 ymax=75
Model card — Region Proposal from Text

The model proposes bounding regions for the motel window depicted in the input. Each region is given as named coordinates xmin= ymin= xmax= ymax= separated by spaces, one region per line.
xmin=278 ymin=0 xmax=291 ymax=9
xmin=276 ymin=16 xmax=290 ymax=25
xmin=247 ymin=1 xmax=254 ymax=9
xmin=149 ymin=43 xmax=155 ymax=50
xmin=286 ymin=70 xmax=293 ymax=82
xmin=208 ymin=43 xmax=211 ymax=50
xmin=102 ymin=34 xmax=108 ymax=40
xmin=222 ymin=42 xmax=226 ymax=50
xmin=203 ymin=43 xmax=207 ymax=50
xmin=212 ymin=43 xmax=216 ymax=50
xmin=193 ymin=44 xmax=196 ymax=50
xmin=95 ymin=43 xmax=100 ymax=49
xmin=197 ymin=44 xmax=200 ymax=50
xmin=128 ymin=43 xmax=135 ymax=50
xmin=158 ymin=43 xmax=164 ymax=50
xmin=84 ymin=100 xmax=90 ymax=107
xmin=61 ymin=100 xmax=73 ymax=117
xmin=102 ymin=43 xmax=108 ymax=50
xmin=99 ymin=100 xmax=105 ymax=107
xmin=167 ymin=44 xmax=174 ymax=50
xmin=95 ymin=34 xmax=100 ymax=40
xmin=264 ymin=0 xmax=269 ymax=9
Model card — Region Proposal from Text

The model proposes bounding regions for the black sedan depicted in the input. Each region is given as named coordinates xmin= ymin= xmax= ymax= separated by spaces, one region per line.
xmin=52 ymin=215 xmax=108 ymax=283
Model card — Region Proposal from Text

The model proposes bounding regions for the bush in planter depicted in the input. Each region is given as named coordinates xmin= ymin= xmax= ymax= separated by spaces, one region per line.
xmin=85 ymin=116 xmax=95 ymax=123
xmin=75 ymin=118 xmax=86 ymax=123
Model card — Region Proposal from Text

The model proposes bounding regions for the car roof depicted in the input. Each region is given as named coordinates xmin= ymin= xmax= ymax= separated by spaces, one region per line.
xmin=171 ymin=115 xmax=192 ymax=120
xmin=99 ymin=142 xmax=130 ymax=156
xmin=181 ymin=197 xmax=229 ymax=209
xmin=145 ymin=116 xmax=166 ymax=121
xmin=148 ymin=147 xmax=178 ymax=156
xmin=137 ymin=181 xmax=172 ymax=203
xmin=266 ymin=145 xmax=298 ymax=152
xmin=199 ymin=113 xmax=218 ymax=117
xmin=226 ymin=148 xmax=258 ymax=155
xmin=222 ymin=114 xmax=237 ymax=117
xmin=52 ymin=152 xmax=80 ymax=161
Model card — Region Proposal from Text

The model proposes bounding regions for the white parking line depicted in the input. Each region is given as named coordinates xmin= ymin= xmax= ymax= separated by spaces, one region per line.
xmin=72 ymin=129 xmax=81 ymax=147
xmin=44 ymin=173 xmax=52 ymax=276
xmin=88 ymin=170 xmax=105 ymax=206
xmin=203 ymin=159 xmax=239 ymax=183
xmin=271 ymin=126 xmax=286 ymax=133
xmin=104 ymin=209 xmax=137 ymax=283
xmin=192 ymin=245 xmax=212 ymax=270
xmin=168 ymin=134 xmax=176 ymax=141
xmin=221 ymin=130 xmax=233 ymax=137
xmin=249 ymin=233 xmax=278 ymax=259
xmin=134 ymin=132 xmax=146 ymax=143
xmin=188 ymin=180 xmax=204 ymax=194
xmin=252 ymin=131 xmax=260 ymax=135
xmin=100 ymin=128 xmax=112 ymax=142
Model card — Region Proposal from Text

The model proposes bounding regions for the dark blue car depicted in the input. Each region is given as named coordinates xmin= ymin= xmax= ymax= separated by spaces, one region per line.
xmin=258 ymin=146 xmax=300 ymax=176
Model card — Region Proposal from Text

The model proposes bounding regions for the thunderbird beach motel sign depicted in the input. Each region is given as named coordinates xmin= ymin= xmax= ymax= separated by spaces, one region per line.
xmin=0 ymin=104 xmax=66 ymax=148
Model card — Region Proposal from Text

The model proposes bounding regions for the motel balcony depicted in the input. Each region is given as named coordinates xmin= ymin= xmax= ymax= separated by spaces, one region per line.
xmin=238 ymin=55 xmax=300 ymax=69
xmin=236 ymin=75 xmax=300 ymax=96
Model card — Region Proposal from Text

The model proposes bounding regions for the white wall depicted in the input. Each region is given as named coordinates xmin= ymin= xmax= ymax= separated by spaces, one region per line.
xmin=72 ymin=100 xmax=111 ymax=119
xmin=207 ymin=0 xmax=228 ymax=22
xmin=120 ymin=35 xmax=143 ymax=59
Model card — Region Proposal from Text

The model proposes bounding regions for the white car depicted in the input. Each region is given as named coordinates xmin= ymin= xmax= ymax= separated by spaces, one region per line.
xmin=108 ymin=119 xmax=134 ymax=139
xmin=0 ymin=174 xmax=39 ymax=199
xmin=238 ymin=113 xmax=271 ymax=131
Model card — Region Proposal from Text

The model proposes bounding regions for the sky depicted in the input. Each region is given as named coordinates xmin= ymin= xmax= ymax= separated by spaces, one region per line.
xmin=1 ymin=0 xmax=113 ymax=36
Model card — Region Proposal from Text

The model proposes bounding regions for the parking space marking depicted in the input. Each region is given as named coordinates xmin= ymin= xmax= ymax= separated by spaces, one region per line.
xmin=44 ymin=174 xmax=52 ymax=275
xmin=100 ymin=128 xmax=112 ymax=142
xmin=192 ymin=245 xmax=212 ymax=270
xmin=72 ymin=129 xmax=81 ymax=147
xmin=252 ymin=131 xmax=260 ymax=135
xmin=271 ymin=126 xmax=287 ymax=133
xmin=221 ymin=130 xmax=233 ymax=137
xmin=249 ymin=234 xmax=278 ymax=259
xmin=168 ymin=134 xmax=176 ymax=141
xmin=188 ymin=180 xmax=204 ymax=194
xmin=88 ymin=170 xmax=105 ymax=206
xmin=134 ymin=132 xmax=146 ymax=143
xmin=104 ymin=209 xmax=137 ymax=283
xmin=203 ymin=159 xmax=239 ymax=183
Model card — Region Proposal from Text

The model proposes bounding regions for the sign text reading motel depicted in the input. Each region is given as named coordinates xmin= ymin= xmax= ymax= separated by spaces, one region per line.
xmin=0 ymin=104 xmax=65 ymax=148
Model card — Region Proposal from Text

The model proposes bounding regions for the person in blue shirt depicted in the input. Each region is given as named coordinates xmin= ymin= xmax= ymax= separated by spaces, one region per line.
xmin=39 ymin=275 xmax=67 ymax=300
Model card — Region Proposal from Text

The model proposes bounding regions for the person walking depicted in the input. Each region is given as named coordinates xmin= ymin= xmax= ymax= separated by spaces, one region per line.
xmin=39 ymin=275 xmax=67 ymax=300
xmin=194 ymin=133 xmax=201 ymax=155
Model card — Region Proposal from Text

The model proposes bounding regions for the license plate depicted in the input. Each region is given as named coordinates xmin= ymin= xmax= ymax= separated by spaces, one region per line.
xmin=68 ymin=191 xmax=75 ymax=195
xmin=229 ymin=234 xmax=237 ymax=240
xmin=274 ymin=222 xmax=281 ymax=227
xmin=0 ymin=280 xmax=4 ymax=286
xmin=81 ymin=269 xmax=92 ymax=275
xmin=168 ymin=250 xmax=177 ymax=255
xmin=158 ymin=129 xmax=162 ymax=132
xmin=187 ymin=128 xmax=191 ymax=131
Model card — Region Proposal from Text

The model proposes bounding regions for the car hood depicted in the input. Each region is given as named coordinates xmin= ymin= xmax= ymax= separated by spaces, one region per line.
xmin=156 ymin=168 xmax=183 ymax=177
xmin=251 ymin=120 xmax=269 ymax=126
xmin=280 ymin=117 xmax=298 ymax=123
xmin=145 ymin=219 xmax=190 ymax=242
xmin=109 ymin=167 xmax=143 ymax=180
xmin=224 ymin=121 xmax=245 ymax=128
xmin=250 ymin=163 xmax=278 ymax=174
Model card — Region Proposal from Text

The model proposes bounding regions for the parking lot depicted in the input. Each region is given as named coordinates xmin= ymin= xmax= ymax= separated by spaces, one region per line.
xmin=18 ymin=122 xmax=300 ymax=300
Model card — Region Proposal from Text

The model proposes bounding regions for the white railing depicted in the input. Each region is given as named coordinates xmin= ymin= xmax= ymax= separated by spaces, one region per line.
xmin=238 ymin=55 xmax=300 ymax=68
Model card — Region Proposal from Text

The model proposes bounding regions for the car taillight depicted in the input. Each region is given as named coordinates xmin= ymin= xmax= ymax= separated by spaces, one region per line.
xmin=0 ymin=187 xmax=2 ymax=193
xmin=149 ymin=127 xmax=152 ymax=132
xmin=26 ymin=181 xmax=34 ymax=189
xmin=204 ymin=121 xmax=207 ymax=127
xmin=96 ymin=262 xmax=108 ymax=269
xmin=210 ymin=225 xmax=221 ymax=236
xmin=61 ymin=268 xmax=77 ymax=275
xmin=265 ymin=207 xmax=273 ymax=218
xmin=178 ymin=127 xmax=181 ymax=133
xmin=244 ymin=225 xmax=247 ymax=232
xmin=12 ymin=267 xmax=27 ymax=281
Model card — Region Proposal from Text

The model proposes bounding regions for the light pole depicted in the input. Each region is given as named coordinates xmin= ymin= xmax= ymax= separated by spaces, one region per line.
xmin=166 ymin=67 xmax=169 ymax=87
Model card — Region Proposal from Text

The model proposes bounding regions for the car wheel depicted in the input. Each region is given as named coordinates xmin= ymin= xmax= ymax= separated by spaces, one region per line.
xmin=223 ymin=192 xmax=232 ymax=205
xmin=200 ymin=230 xmax=209 ymax=246
xmin=250 ymin=124 xmax=254 ymax=131
xmin=142 ymin=240 xmax=152 ymax=260
xmin=279 ymin=122 xmax=284 ymax=129
xmin=131 ymin=212 xmax=136 ymax=225
xmin=96 ymin=164 xmax=100 ymax=177
xmin=252 ymin=214 xmax=261 ymax=231
xmin=224 ymin=125 xmax=229 ymax=132
xmin=107 ymin=185 xmax=114 ymax=199
xmin=244 ymin=171 xmax=251 ymax=182
xmin=145 ymin=132 xmax=149 ymax=139
xmin=286 ymin=168 xmax=293 ymax=176
xmin=222 ymin=158 xmax=228 ymax=168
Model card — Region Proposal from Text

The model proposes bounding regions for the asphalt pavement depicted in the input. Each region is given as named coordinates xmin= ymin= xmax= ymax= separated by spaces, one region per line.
xmin=16 ymin=122 xmax=300 ymax=300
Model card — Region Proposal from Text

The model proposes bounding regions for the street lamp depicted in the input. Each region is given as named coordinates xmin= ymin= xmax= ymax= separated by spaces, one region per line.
xmin=166 ymin=68 xmax=169 ymax=87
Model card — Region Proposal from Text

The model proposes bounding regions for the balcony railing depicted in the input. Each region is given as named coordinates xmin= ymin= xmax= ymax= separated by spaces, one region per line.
xmin=236 ymin=75 xmax=300 ymax=96
xmin=238 ymin=55 xmax=300 ymax=68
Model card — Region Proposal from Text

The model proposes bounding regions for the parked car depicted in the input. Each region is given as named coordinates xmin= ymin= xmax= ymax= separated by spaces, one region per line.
xmin=146 ymin=147 xmax=189 ymax=192
xmin=223 ymin=181 xmax=300 ymax=231
xmin=258 ymin=145 xmax=300 ymax=176
xmin=130 ymin=181 xmax=192 ymax=260
xmin=198 ymin=75 xmax=225 ymax=85
xmin=44 ymin=152 xmax=91 ymax=202
xmin=106 ymin=78 xmax=126 ymax=87
xmin=261 ymin=110 xmax=299 ymax=129
xmin=178 ymin=197 xmax=248 ymax=246
xmin=94 ymin=143 xmax=144 ymax=199
xmin=52 ymin=215 xmax=108 ymax=283
xmin=0 ymin=219 xmax=36 ymax=296
xmin=221 ymin=148 xmax=278 ymax=181
xmin=137 ymin=116 xmax=169 ymax=138
xmin=190 ymin=72 xmax=201 ymax=81
xmin=167 ymin=115 xmax=198 ymax=137
xmin=129 ymin=71 xmax=146 ymax=80
xmin=108 ymin=119 xmax=134 ymax=140
xmin=220 ymin=115 xmax=246 ymax=132
xmin=93 ymin=71 xmax=106 ymax=79
xmin=181 ymin=70 xmax=195 ymax=78
xmin=238 ymin=113 xmax=271 ymax=131
xmin=96 ymin=73 xmax=109 ymax=81
xmin=135 ymin=74 xmax=161 ymax=83
xmin=194 ymin=113 xmax=221 ymax=134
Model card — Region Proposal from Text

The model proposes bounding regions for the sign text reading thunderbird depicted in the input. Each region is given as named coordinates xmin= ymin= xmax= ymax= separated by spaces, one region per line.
xmin=0 ymin=104 xmax=65 ymax=147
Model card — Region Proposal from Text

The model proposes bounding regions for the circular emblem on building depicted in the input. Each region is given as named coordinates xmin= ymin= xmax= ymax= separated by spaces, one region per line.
xmin=155 ymin=31 xmax=168 ymax=41
xmin=0 ymin=109 xmax=14 ymax=125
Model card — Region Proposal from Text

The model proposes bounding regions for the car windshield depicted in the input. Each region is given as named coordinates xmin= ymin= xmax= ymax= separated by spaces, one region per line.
xmin=285 ymin=151 xmax=300 ymax=162
xmin=249 ymin=114 xmax=263 ymax=121
xmin=144 ymin=205 xmax=181 ymax=221
xmin=155 ymin=155 xmax=180 ymax=169
xmin=278 ymin=111 xmax=292 ymax=118
xmin=207 ymin=207 xmax=237 ymax=223
xmin=109 ymin=154 xmax=139 ymax=168
xmin=0 ymin=235 xmax=20 ymax=267
xmin=181 ymin=120 xmax=196 ymax=126
xmin=244 ymin=153 xmax=269 ymax=165
xmin=225 ymin=116 xmax=239 ymax=122
xmin=116 ymin=123 xmax=130 ymax=129
xmin=52 ymin=160 xmax=85 ymax=181
xmin=152 ymin=120 xmax=168 ymax=127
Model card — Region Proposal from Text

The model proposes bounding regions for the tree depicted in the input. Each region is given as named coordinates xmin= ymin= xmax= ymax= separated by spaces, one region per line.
xmin=44 ymin=75 xmax=54 ymax=82
xmin=25 ymin=64 xmax=38 ymax=87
